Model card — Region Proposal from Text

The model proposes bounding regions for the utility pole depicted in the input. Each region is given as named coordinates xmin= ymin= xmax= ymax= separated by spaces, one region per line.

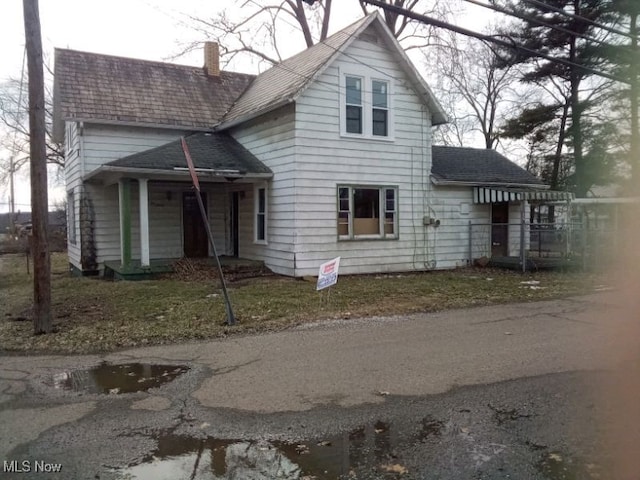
xmin=23 ymin=0 xmax=52 ymax=334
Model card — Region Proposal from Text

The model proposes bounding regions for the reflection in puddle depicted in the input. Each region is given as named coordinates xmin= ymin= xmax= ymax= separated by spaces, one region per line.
xmin=52 ymin=362 xmax=189 ymax=394
xmin=113 ymin=420 xmax=416 ymax=479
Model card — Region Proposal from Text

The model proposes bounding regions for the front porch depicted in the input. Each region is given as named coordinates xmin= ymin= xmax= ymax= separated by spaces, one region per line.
xmin=81 ymin=132 xmax=274 ymax=279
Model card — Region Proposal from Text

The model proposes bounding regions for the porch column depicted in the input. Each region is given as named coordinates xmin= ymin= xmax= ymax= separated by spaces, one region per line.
xmin=139 ymin=178 xmax=150 ymax=267
xmin=118 ymin=179 xmax=132 ymax=268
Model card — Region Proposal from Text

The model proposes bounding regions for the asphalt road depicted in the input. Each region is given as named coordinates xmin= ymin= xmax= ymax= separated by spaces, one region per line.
xmin=1 ymin=289 xmax=639 ymax=479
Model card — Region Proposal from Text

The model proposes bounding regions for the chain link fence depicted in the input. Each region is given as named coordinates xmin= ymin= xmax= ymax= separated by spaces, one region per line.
xmin=468 ymin=221 xmax=620 ymax=271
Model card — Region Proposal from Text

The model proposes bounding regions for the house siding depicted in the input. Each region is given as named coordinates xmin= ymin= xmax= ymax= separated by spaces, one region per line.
xmin=430 ymin=186 xmax=491 ymax=269
xmin=77 ymin=124 xmax=187 ymax=268
xmin=292 ymin=33 xmax=433 ymax=276
xmin=229 ymin=105 xmax=297 ymax=276
xmin=64 ymin=121 xmax=82 ymax=270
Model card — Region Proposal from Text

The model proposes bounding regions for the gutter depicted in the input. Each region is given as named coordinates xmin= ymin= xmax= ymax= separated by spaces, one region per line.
xmin=62 ymin=117 xmax=212 ymax=133
xmin=83 ymin=165 xmax=273 ymax=183
xmin=429 ymin=176 xmax=549 ymax=190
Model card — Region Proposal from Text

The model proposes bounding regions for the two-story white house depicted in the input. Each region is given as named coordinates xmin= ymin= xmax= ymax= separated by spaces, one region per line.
xmin=53 ymin=12 xmax=556 ymax=278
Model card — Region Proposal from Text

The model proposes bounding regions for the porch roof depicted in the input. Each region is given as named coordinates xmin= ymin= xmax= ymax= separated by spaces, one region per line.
xmin=86 ymin=132 xmax=272 ymax=183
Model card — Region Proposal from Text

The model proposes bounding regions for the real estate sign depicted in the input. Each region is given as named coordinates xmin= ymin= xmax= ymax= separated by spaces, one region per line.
xmin=316 ymin=257 xmax=341 ymax=291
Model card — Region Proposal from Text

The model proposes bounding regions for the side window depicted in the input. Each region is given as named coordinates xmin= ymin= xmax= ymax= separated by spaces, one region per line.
xmin=255 ymin=186 xmax=267 ymax=243
xmin=67 ymin=190 xmax=76 ymax=244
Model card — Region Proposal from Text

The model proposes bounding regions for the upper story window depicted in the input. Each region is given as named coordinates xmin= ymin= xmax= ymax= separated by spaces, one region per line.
xmin=340 ymin=68 xmax=393 ymax=140
xmin=345 ymin=76 xmax=363 ymax=134
xmin=372 ymin=80 xmax=388 ymax=136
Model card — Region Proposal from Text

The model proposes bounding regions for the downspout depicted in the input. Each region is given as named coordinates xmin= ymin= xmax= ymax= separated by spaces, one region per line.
xmin=422 ymin=105 xmax=434 ymax=269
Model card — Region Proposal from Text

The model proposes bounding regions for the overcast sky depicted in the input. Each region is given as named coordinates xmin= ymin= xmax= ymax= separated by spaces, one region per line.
xmin=0 ymin=0 xmax=489 ymax=212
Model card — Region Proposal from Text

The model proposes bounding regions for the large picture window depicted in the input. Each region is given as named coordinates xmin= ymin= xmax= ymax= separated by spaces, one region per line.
xmin=337 ymin=186 xmax=397 ymax=239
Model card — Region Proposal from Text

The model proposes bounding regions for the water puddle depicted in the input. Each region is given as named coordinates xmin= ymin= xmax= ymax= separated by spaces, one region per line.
xmin=535 ymin=450 xmax=604 ymax=480
xmin=113 ymin=419 xmax=419 ymax=479
xmin=51 ymin=362 xmax=189 ymax=394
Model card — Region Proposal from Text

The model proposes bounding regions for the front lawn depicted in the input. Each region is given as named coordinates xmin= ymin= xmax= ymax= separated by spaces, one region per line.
xmin=0 ymin=252 xmax=602 ymax=354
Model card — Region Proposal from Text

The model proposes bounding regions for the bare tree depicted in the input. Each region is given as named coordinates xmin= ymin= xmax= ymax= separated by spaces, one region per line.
xmin=429 ymin=31 xmax=521 ymax=150
xmin=173 ymin=0 xmax=458 ymax=71
xmin=175 ymin=0 xmax=334 ymax=70
xmin=0 ymin=66 xmax=64 ymax=188
xmin=359 ymin=0 xmax=458 ymax=50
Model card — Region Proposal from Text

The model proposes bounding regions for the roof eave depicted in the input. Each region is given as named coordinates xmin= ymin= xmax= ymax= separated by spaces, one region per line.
xmin=59 ymin=117 xmax=214 ymax=133
xmin=215 ymin=97 xmax=294 ymax=131
xmin=84 ymin=165 xmax=273 ymax=184
xmin=430 ymin=176 xmax=549 ymax=189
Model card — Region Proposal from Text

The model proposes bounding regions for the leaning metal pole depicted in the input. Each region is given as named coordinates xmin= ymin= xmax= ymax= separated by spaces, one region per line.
xmin=181 ymin=137 xmax=236 ymax=326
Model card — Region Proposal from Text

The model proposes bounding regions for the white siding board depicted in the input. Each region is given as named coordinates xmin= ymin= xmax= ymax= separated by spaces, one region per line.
xmin=82 ymin=124 xmax=184 ymax=174
xmin=229 ymin=105 xmax=297 ymax=273
xmin=293 ymin=33 xmax=434 ymax=277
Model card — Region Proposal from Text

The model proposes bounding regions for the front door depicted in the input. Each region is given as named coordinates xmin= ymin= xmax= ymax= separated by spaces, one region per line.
xmin=491 ymin=203 xmax=509 ymax=257
xmin=183 ymin=192 xmax=208 ymax=257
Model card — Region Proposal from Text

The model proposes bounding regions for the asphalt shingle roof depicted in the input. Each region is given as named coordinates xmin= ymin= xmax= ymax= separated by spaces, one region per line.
xmin=106 ymin=132 xmax=271 ymax=176
xmin=220 ymin=14 xmax=372 ymax=126
xmin=431 ymin=146 xmax=544 ymax=187
xmin=53 ymin=48 xmax=255 ymax=139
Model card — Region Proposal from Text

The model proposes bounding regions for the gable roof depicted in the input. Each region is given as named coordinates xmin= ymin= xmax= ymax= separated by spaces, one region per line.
xmin=431 ymin=146 xmax=546 ymax=188
xmin=52 ymin=49 xmax=255 ymax=141
xmin=53 ymin=12 xmax=446 ymax=138
xmin=218 ymin=12 xmax=447 ymax=128
xmin=85 ymin=132 xmax=271 ymax=182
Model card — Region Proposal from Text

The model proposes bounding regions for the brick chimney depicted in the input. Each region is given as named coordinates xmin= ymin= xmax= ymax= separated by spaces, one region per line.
xmin=204 ymin=41 xmax=220 ymax=77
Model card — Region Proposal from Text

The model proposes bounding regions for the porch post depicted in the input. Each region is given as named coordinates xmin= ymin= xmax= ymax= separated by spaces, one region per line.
xmin=139 ymin=178 xmax=150 ymax=267
xmin=119 ymin=179 xmax=132 ymax=268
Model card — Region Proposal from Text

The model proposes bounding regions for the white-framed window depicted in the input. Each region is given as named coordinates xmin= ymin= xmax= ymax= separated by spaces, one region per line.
xmin=345 ymin=75 xmax=363 ymax=134
xmin=337 ymin=185 xmax=398 ymax=240
xmin=340 ymin=67 xmax=394 ymax=140
xmin=254 ymin=185 xmax=267 ymax=244
xmin=67 ymin=189 xmax=76 ymax=244
xmin=372 ymin=79 xmax=389 ymax=136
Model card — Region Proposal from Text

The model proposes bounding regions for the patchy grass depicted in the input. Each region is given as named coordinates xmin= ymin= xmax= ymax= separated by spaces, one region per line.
xmin=0 ymin=252 xmax=603 ymax=354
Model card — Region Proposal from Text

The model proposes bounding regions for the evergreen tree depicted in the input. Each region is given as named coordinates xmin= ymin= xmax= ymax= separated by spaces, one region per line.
xmin=494 ymin=0 xmax=622 ymax=196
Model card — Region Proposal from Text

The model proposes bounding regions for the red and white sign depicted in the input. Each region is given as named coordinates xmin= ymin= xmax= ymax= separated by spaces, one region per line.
xmin=317 ymin=257 xmax=341 ymax=290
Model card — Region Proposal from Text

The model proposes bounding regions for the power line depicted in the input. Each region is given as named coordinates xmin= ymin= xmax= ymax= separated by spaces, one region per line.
xmin=520 ymin=0 xmax=636 ymax=40
xmin=463 ymin=0 xmax=614 ymax=47
xmin=360 ymin=0 xmax=630 ymax=84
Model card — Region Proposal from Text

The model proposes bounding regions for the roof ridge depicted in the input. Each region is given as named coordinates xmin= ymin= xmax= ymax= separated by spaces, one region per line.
xmin=54 ymin=47 xmax=256 ymax=78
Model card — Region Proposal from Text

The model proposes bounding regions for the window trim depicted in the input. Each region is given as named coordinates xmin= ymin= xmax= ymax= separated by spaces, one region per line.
xmin=254 ymin=184 xmax=267 ymax=244
xmin=345 ymin=75 xmax=363 ymax=134
xmin=339 ymin=66 xmax=394 ymax=141
xmin=337 ymin=185 xmax=398 ymax=241
xmin=372 ymin=78 xmax=389 ymax=137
